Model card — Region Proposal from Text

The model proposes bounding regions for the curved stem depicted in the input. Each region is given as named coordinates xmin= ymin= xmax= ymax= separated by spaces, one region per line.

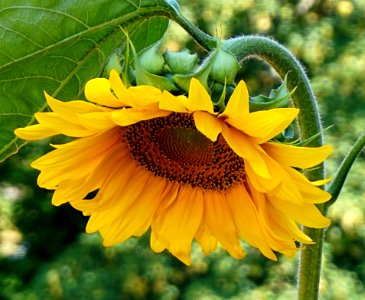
xmin=167 ymin=4 xmax=217 ymax=51
xmin=326 ymin=133 xmax=365 ymax=210
xmin=223 ymin=36 xmax=323 ymax=146
xmin=222 ymin=36 xmax=325 ymax=300
xmin=131 ymin=3 xmax=217 ymax=51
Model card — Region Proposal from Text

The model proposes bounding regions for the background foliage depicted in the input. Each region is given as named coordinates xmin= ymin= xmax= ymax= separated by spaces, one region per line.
xmin=1 ymin=0 xmax=365 ymax=299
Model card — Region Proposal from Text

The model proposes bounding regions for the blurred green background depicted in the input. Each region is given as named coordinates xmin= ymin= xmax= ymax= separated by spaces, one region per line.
xmin=1 ymin=0 xmax=365 ymax=299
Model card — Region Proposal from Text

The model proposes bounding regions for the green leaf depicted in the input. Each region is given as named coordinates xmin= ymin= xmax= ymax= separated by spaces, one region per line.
xmin=0 ymin=0 xmax=175 ymax=162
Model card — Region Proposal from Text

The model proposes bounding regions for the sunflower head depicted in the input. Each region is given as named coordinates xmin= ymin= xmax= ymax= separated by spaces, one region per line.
xmin=14 ymin=66 xmax=332 ymax=265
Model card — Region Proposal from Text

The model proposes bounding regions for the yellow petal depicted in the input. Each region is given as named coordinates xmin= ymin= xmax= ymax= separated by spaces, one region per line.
xmin=14 ymin=124 xmax=58 ymax=140
xmin=85 ymin=166 xmax=150 ymax=233
xmin=70 ymin=156 xmax=136 ymax=213
xmin=244 ymin=161 xmax=281 ymax=193
xmin=195 ymin=224 xmax=218 ymax=256
xmin=150 ymin=231 xmax=167 ymax=253
xmin=261 ymin=155 xmax=305 ymax=204
xmin=263 ymin=142 xmax=332 ymax=169
xmin=110 ymin=71 xmax=163 ymax=109
xmin=194 ymin=111 xmax=222 ymax=142
xmin=101 ymin=176 xmax=167 ymax=246
xmin=45 ymin=92 xmax=108 ymax=115
xmin=112 ymin=108 xmax=171 ymax=126
xmin=203 ymin=191 xmax=245 ymax=259
xmin=34 ymin=112 xmax=96 ymax=137
xmin=158 ymin=90 xmax=189 ymax=113
xmin=151 ymin=186 xmax=204 ymax=265
xmin=152 ymin=182 xmax=180 ymax=219
xmin=274 ymin=214 xmax=314 ymax=244
xmin=52 ymin=178 xmax=88 ymax=206
xmin=187 ymin=78 xmax=214 ymax=113
xmin=312 ymin=178 xmax=332 ymax=186
xmin=250 ymin=186 xmax=313 ymax=245
xmin=220 ymin=80 xmax=249 ymax=119
xmin=128 ymin=85 xmax=163 ymax=108
xmin=222 ymin=125 xmax=271 ymax=179
xmin=272 ymin=196 xmax=331 ymax=228
xmin=247 ymin=181 xmax=309 ymax=252
xmin=227 ymin=185 xmax=277 ymax=261
xmin=32 ymin=129 xmax=121 ymax=189
xmin=56 ymin=143 xmax=128 ymax=206
xmin=150 ymin=183 xmax=181 ymax=253
xmin=284 ymin=166 xmax=332 ymax=204
xmin=227 ymin=108 xmax=299 ymax=143
xmin=77 ymin=111 xmax=116 ymax=131
xmin=85 ymin=77 xmax=125 ymax=108
xmin=109 ymin=69 xmax=134 ymax=107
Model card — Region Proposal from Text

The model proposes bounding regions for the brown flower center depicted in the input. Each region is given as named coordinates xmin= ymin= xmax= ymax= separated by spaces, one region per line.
xmin=123 ymin=113 xmax=245 ymax=191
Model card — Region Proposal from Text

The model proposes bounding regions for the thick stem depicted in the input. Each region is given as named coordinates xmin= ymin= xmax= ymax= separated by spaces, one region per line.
xmin=222 ymin=36 xmax=325 ymax=300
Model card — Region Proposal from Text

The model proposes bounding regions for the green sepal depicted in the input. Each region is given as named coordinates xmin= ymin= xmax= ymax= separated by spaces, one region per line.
xmin=210 ymin=47 xmax=240 ymax=84
xmin=138 ymin=40 xmax=165 ymax=74
xmin=135 ymin=68 xmax=178 ymax=91
xmin=293 ymin=125 xmax=334 ymax=146
xmin=211 ymin=82 xmax=226 ymax=112
xmin=164 ymin=49 xmax=199 ymax=74
xmin=274 ymin=124 xmax=295 ymax=142
xmin=172 ymin=50 xmax=218 ymax=93
xmin=211 ymin=81 xmax=237 ymax=112
xmin=249 ymin=74 xmax=296 ymax=112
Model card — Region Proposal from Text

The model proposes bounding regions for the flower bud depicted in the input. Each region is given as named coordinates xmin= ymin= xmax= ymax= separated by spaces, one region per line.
xmin=210 ymin=48 xmax=240 ymax=84
xmin=164 ymin=49 xmax=199 ymax=74
xmin=138 ymin=41 xmax=165 ymax=74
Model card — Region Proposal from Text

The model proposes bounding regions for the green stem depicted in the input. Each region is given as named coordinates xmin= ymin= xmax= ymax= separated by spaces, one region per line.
xmin=325 ymin=133 xmax=365 ymax=210
xmin=223 ymin=36 xmax=323 ymax=146
xmin=222 ymin=36 xmax=325 ymax=300
xmin=167 ymin=4 xmax=217 ymax=51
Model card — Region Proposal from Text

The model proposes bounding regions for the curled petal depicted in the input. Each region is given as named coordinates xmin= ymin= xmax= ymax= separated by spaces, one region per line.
xmin=112 ymin=108 xmax=171 ymax=126
xmin=158 ymin=90 xmax=189 ymax=113
xmin=85 ymin=77 xmax=125 ymax=108
xmin=220 ymin=80 xmax=249 ymax=119
xmin=222 ymin=124 xmax=271 ymax=179
xmin=227 ymin=108 xmax=299 ymax=143
xmin=263 ymin=142 xmax=332 ymax=169
xmin=194 ymin=111 xmax=222 ymax=142
xmin=187 ymin=78 xmax=214 ymax=113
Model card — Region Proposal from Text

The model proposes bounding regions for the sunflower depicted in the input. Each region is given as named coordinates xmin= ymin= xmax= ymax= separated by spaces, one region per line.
xmin=15 ymin=70 xmax=332 ymax=265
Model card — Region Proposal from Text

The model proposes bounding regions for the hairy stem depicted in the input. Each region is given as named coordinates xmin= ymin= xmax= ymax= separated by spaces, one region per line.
xmin=223 ymin=36 xmax=323 ymax=146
